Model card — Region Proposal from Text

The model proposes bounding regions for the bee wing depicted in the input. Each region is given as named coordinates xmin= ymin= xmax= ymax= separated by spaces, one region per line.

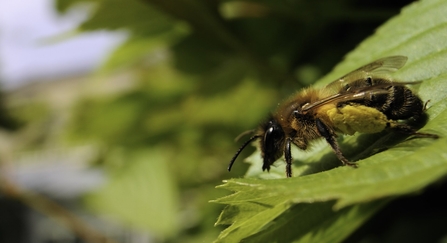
xmin=301 ymin=80 xmax=421 ymax=112
xmin=301 ymin=89 xmax=388 ymax=112
xmin=302 ymin=56 xmax=409 ymax=113
xmin=347 ymin=55 xmax=408 ymax=75
xmin=324 ymin=56 xmax=408 ymax=92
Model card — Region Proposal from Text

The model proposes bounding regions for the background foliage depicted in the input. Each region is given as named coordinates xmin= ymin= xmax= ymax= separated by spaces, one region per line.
xmin=3 ymin=0 xmax=447 ymax=242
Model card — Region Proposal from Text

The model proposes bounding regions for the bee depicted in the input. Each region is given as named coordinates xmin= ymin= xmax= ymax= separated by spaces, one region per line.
xmin=228 ymin=56 xmax=438 ymax=178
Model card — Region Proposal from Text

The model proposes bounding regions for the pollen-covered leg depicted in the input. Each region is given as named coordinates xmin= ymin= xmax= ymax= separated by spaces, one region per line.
xmin=316 ymin=118 xmax=358 ymax=168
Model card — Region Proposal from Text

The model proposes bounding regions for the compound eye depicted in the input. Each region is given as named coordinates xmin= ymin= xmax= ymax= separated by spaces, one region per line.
xmin=263 ymin=123 xmax=284 ymax=154
xmin=261 ymin=120 xmax=286 ymax=172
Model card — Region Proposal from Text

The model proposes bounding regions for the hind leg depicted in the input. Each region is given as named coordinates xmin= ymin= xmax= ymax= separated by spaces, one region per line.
xmin=388 ymin=122 xmax=438 ymax=138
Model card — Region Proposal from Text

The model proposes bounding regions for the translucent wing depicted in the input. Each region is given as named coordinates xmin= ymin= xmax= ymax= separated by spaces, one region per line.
xmin=301 ymin=81 xmax=421 ymax=113
xmin=324 ymin=56 xmax=408 ymax=93
xmin=301 ymin=56 xmax=411 ymax=112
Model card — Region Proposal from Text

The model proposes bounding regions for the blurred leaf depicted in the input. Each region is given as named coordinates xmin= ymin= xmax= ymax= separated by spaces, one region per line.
xmin=85 ymin=148 xmax=179 ymax=239
xmin=214 ymin=0 xmax=447 ymax=242
xmin=68 ymin=94 xmax=144 ymax=145
xmin=54 ymin=0 xmax=96 ymax=13
xmin=56 ymin=0 xmax=411 ymax=90
xmin=99 ymin=30 xmax=187 ymax=72
xmin=57 ymin=0 xmax=177 ymax=36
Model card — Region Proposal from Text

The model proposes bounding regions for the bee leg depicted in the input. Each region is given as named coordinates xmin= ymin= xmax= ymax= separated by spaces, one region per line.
xmin=389 ymin=122 xmax=439 ymax=139
xmin=316 ymin=118 xmax=358 ymax=168
xmin=423 ymin=100 xmax=431 ymax=111
xmin=284 ymin=138 xmax=293 ymax=177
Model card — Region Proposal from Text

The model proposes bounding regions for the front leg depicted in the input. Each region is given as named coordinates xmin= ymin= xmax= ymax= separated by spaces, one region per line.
xmin=284 ymin=137 xmax=293 ymax=177
xmin=315 ymin=118 xmax=357 ymax=167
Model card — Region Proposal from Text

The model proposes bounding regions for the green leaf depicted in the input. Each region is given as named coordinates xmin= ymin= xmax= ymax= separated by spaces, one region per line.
xmin=55 ymin=0 xmax=96 ymax=14
xmin=213 ymin=0 xmax=447 ymax=242
xmin=84 ymin=148 xmax=179 ymax=239
xmin=238 ymin=200 xmax=388 ymax=243
xmin=58 ymin=0 xmax=178 ymax=36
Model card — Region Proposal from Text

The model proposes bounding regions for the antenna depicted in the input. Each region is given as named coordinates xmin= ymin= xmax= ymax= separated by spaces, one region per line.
xmin=228 ymin=135 xmax=261 ymax=171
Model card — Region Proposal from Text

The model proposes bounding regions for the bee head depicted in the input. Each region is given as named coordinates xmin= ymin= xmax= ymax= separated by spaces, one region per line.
xmin=261 ymin=119 xmax=285 ymax=172
xmin=227 ymin=118 xmax=285 ymax=174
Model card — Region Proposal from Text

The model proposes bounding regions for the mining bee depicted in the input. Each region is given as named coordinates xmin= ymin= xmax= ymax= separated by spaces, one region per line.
xmin=228 ymin=56 xmax=438 ymax=178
